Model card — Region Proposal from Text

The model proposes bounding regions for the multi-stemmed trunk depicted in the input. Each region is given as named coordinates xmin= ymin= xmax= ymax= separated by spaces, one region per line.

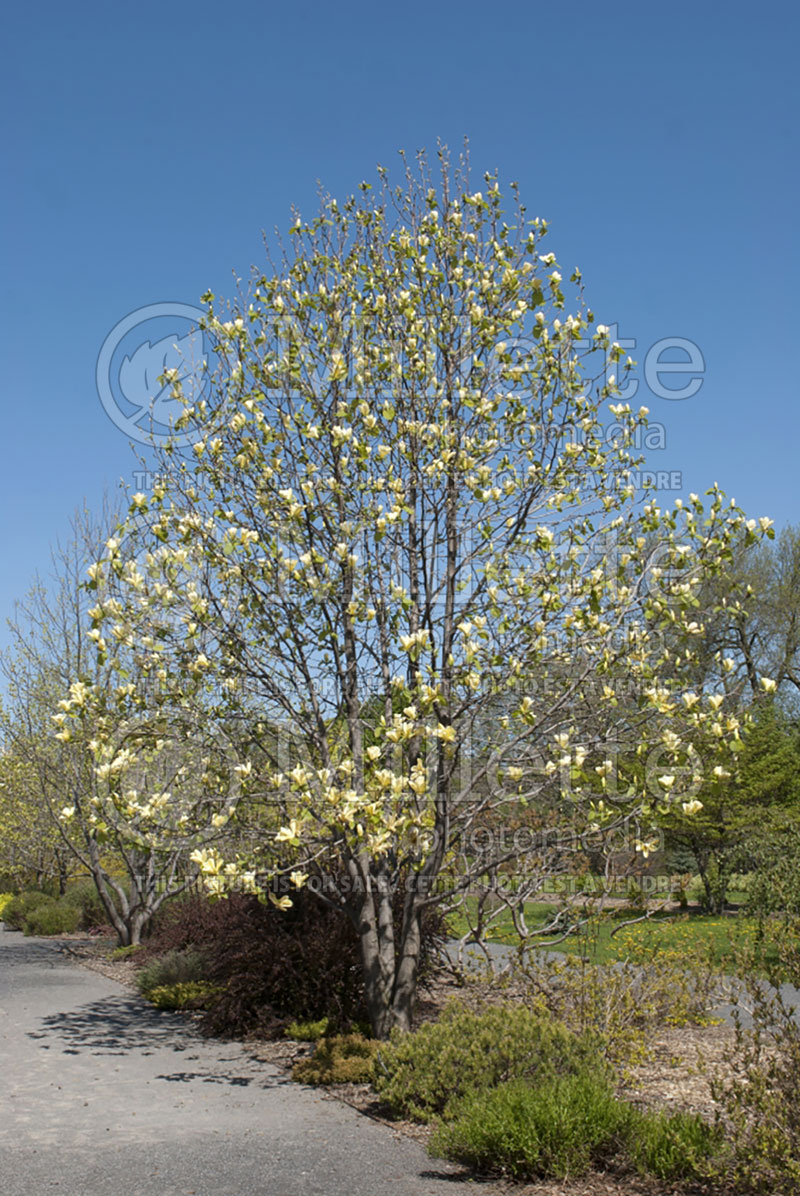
xmin=355 ymin=879 xmax=422 ymax=1038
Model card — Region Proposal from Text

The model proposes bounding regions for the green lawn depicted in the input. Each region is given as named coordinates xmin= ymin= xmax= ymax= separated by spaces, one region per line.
xmin=447 ymin=898 xmax=790 ymax=972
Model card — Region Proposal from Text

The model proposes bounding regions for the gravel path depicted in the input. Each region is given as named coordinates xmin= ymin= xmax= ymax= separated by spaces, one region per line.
xmin=0 ymin=926 xmax=480 ymax=1196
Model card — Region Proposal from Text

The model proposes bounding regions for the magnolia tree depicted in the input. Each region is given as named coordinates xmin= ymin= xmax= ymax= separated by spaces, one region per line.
xmin=0 ymin=740 xmax=76 ymax=892
xmin=0 ymin=512 xmax=245 ymax=945
xmin=70 ymin=152 xmax=773 ymax=1033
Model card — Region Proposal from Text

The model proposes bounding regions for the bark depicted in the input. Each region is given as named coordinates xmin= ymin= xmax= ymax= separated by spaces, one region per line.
xmin=356 ymin=877 xmax=422 ymax=1038
xmin=87 ymin=839 xmax=155 ymax=946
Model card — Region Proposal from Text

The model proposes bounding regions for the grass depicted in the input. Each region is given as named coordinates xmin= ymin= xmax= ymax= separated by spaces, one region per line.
xmin=448 ymin=899 xmax=560 ymax=946
xmin=561 ymin=911 xmax=752 ymax=968
xmin=448 ymin=897 xmax=791 ymax=974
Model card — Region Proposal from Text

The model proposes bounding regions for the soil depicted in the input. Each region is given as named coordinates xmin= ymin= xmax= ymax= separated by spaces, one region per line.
xmin=59 ymin=933 xmax=734 ymax=1196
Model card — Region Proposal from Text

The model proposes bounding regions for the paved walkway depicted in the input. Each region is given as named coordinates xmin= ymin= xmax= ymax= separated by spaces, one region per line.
xmin=0 ymin=927 xmax=480 ymax=1196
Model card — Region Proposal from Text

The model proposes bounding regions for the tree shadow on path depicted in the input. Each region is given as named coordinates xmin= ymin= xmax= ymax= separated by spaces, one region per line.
xmin=27 ymin=992 xmax=296 ymax=1089
xmin=28 ymin=993 xmax=195 ymax=1055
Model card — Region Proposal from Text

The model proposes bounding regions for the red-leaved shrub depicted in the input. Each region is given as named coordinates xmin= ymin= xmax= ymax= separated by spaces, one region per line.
xmin=141 ymin=882 xmax=446 ymax=1038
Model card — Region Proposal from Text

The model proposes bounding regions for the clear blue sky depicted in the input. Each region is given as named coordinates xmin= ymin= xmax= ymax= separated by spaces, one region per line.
xmin=2 ymin=0 xmax=797 ymax=652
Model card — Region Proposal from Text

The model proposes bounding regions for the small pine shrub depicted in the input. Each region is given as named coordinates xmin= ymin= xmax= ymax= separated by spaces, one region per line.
xmin=2 ymin=890 xmax=54 ymax=931
xmin=23 ymin=900 xmax=81 ymax=936
xmin=292 ymin=1034 xmax=378 ymax=1085
xmin=146 ymin=981 xmax=218 ymax=1010
xmin=374 ymin=1002 xmax=605 ymax=1121
xmin=285 ymin=1016 xmax=330 ymax=1041
xmin=136 ymin=949 xmax=206 ymax=997
xmin=110 ymin=943 xmax=142 ymax=960
xmin=429 ymin=1074 xmax=632 ymax=1180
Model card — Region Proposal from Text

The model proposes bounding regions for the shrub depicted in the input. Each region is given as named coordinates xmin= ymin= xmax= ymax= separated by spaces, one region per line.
xmin=141 ymin=882 xmax=446 ymax=1040
xmin=430 ymin=1075 xmax=721 ymax=1183
xmin=746 ymin=827 xmax=800 ymax=919
xmin=145 ymin=981 xmax=218 ymax=1010
xmin=140 ymin=890 xmax=239 ymax=956
xmin=110 ymin=943 xmax=142 ymax=960
xmin=517 ymin=935 xmax=721 ymax=1074
xmin=136 ymin=949 xmax=206 ymax=998
xmin=285 ymin=1016 xmax=330 ymax=1041
xmin=374 ymin=1002 xmax=604 ymax=1122
xmin=199 ymin=891 xmax=369 ymax=1037
xmin=292 ymin=1034 xmax=378 ymax=1085
xmin=140 ymin=891 xmax=369 ymax=1036
xmin=63 ymin=879 xmax=110 ymax=930
xmin=23 ymin=900 xmax=81 ymax=936
xmin=2 ymin=890 xmax=58 ymax=931
xmin=0 ymin=893 xmax=16 ymax=921
xmin=708 ymin=930 xmax=800 ymax=1193
xmin=429 ymin=1074 xmax=632 ymax=1180
xmin=627 ymin=1108 xmax=721 ymax=1181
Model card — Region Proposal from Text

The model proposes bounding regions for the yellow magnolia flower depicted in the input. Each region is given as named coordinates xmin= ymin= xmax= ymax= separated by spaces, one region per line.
xmin=276 ymin=819 xmax=302 ymax=844
xmin=635 ymin=838 xmax=660 ymax=859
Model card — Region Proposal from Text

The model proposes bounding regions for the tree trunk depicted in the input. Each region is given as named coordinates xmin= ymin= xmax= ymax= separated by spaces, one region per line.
xmin=356 ymin=879 xmax=394 ymax=1038
xmin=128 ymin=906 xmax=150 ymax=946
xmin=390 ymin=907 xmax=421 ymax=1034
xmin=357 ymin=884 xmax=421 ymax=1038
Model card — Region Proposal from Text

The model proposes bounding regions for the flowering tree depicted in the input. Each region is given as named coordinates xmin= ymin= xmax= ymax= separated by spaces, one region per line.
xmin=0 ymin=740 xmax=76 ymax=892
xmin=71 ymin=151 xmax=771 ymax=1032
xmin=0 ymin=511 xmax=245 ymax=945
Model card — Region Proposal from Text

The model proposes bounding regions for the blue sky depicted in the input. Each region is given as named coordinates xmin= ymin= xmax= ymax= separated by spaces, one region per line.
xmin=1 ymin=0 xmax=797 ymax=652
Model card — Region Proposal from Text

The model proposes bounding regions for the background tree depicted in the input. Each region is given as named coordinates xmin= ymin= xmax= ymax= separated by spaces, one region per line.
xmin=0 ymin=741 xmax=75 ymax=892
xmin=0 ymin=507 xmax=241 ymax=944
xmin=682 ymin=525 xmax=800 ymax=707
xmin=660 ymin=697 xmax=800 ymax=912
